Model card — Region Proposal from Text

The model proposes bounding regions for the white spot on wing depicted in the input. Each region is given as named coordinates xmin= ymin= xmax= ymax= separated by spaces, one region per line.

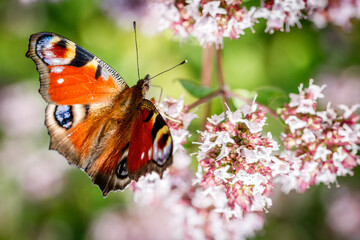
xmin=50 ymin=58 xmax=62 ymax=65
xmin=148 ymin=147 xmax=152 ymax=159
xmin=51 ymin=66 xmax=64 ymax=73
xmin=141 ymin=152 xmax=144 ymax=160
xmin=101 ymin=68 xmax=109 ymax=80
xmin=57 ymin=78 xmax=64 ymax=84
xmin=45 ymin=51 xmax=55 ymax=57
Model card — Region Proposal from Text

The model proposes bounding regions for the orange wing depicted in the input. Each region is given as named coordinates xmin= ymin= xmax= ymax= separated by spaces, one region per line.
xmin=26 ymin=32 xmax=128 ymax=105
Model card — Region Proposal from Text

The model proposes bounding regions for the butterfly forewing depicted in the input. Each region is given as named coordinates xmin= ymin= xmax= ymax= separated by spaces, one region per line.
xmin=26 ymin=32 xmax=128 ymax=105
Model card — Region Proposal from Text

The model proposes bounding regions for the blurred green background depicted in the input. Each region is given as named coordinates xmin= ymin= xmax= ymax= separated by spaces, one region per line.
xmin=0 ymin=0 xmax=359 ymax=239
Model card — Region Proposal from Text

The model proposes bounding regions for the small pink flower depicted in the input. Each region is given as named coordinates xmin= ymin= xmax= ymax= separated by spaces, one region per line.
xmin=158 ymin=95 xmax=198 ymax=153
xmin=144 ymin=0 xmax=360 ymax=47
xmin=195 ymin=100 xmax=288 ymax=217
xmin=277 ymin=79 xmax=360 ymax=193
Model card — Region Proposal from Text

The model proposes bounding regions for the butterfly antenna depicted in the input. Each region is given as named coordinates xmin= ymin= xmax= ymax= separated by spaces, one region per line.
xmin=133 ymin=21 xmax=140 ymax=81
xmin=157 ymin=106 xmax=182 ymax=124
xmin=150 ymin=60 xmax=187 ymax=80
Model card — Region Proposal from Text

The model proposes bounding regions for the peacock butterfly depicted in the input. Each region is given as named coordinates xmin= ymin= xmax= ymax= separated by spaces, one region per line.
xmin=26 ymin=32 xmax=174 ymax=196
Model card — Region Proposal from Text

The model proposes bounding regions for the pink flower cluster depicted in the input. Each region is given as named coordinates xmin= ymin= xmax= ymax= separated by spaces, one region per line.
xmin=151 ymin=0 xmax=256 ymax=47
xmin=277 ymin=79 xmax=360 ymax=193
xmin=309 ymin=0 xmax=360 ymax=30
xmin=194 ymin=100 xmax=290 ymax=218
xmin=150 ymin=0 xmax=360 ymax=47
xmin=130 ymin=96 xmax=265 ymax=239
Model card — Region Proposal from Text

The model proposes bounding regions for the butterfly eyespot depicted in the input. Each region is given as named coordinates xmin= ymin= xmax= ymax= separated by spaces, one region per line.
xmin=36 ymin=35 xmax=71 ymax=65
xmin=153 ymin=133 xmax=172 ymax=166
xmin=54 ymin=105 xmax=73 ymax=129
xmin=116 ymin=158 xmax=128 ymax=179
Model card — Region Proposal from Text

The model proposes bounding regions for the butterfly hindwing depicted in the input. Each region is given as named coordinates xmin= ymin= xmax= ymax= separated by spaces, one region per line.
xmin=26 ymin=32 xmax=128 ymax=105
xmin=46 ymin=99 xmax=134 ymax=195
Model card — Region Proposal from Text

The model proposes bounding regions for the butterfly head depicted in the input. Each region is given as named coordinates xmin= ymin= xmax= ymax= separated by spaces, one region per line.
xmin=137 ymin=74 xmax=151 ymax=96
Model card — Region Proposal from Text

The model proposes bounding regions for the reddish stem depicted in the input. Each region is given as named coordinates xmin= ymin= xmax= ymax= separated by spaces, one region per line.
xmin=191 ymin=45 xmax=278 ymax=120
xmin=202 ymin=45 xmax=213 ymax=87
xmin=188 ymin=89 xmax=222 ymax=110
xmin=215 ymin=49 xmax=229 ymax=107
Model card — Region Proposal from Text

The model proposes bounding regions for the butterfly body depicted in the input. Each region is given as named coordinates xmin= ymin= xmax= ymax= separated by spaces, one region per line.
xmin=27 ymin=32 xmax=173 ymax=196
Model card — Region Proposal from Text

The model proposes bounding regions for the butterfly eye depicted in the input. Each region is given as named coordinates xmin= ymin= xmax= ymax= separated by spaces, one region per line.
xmin=116 ymin=158 xmax=128 ymax=179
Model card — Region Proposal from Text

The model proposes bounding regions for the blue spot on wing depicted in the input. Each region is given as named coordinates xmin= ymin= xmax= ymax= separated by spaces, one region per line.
xmin=55 ymin=105 xmax=73 ymax=129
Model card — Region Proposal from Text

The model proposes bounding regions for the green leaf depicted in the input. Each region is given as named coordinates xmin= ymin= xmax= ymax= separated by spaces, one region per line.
xmin=256 ymin=86 xmax=289 ymax=110
xmin=178 ymin=79 xmax=215 ymax=99
xmin=242 ymin=0 xmax=261 ymax=8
